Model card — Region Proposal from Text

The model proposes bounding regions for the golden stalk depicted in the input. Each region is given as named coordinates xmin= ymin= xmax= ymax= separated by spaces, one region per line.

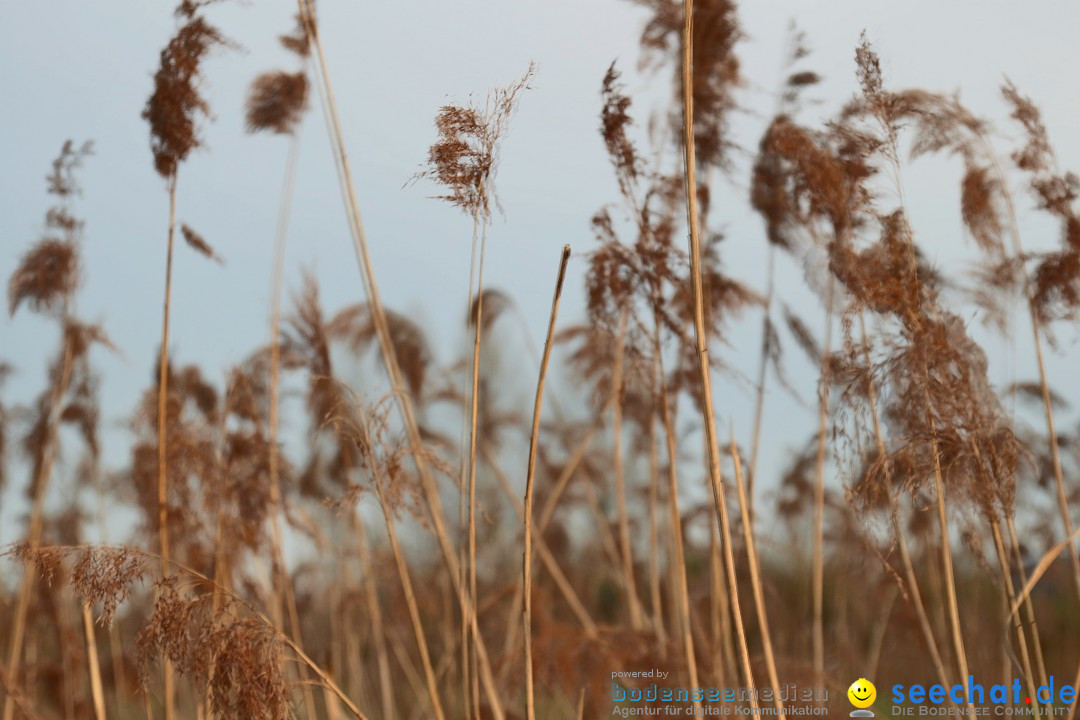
xmin=731 ymin=434 xmax=785 ymax=720
xmin=3 ymin=334 xmax=76 ymax=720
xmin=812 ymin=277 xmax=834 ymax=677
xmin=612 ymin=307 xmax=645 ymax=629
xmin=82 ymin=602 xmax=107 ymax=720
xmin=682 ymin=0 xmax=755 ymax=702
xmin=523 ymin=245 xmax=572 ymax=720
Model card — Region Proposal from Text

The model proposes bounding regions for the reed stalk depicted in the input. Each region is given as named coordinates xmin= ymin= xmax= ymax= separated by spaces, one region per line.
xmin=82 ymin=602 xmax=107 ymax=720
xmin=156 ymin=174 xmax=178 ymax=720
xmin=458 ymin=220 xmax=480 ymax=720
xmin=682 ymin=0 xmax=755 ymax=701
xmin=497 ymin=421 xmax=603 ymax=666
xmin=612 ymin=307 xmax=645 ymax=629
xmin=873 ymin=72 xmax=974 ymax=714
xmin=731 ymin=434 xmax=785 ymax=720
xmin=265 ymin=133 xmax=319 ymax=720
xmin=646 ymin=405 xmax=667 ymax=646
xmin=926 ymin=419 xmax=977 ymax=717
xmin=811 ymin=277 xmax=834 ymax=678
xmin=366 ymin=439 xmax=446 ymax=720
xmin=989 ymin=519 xmax=1038 ymax=701
xmin=536 ymin=423 xmax=601 ymax=533
xmin=465 ymin=218 xmax=488 ymax=720
xmin=523 ymin=244 xmax=571 ymax=720
xmin=352 ymin=512 xmax=396 ymax=720
xmin=2 ymin=333 xmax=75 ymax=720
xmin=1004 ymin=518 xmax=1050 ymax=692
xmin=978 ymin=135 xmax=1080 ymax=603
xmin=656 ymin=346 xmax=700 ymax=693
xmin=746 ymin=244 xmax=776 ymax=516
xmin=483 ymin=442 xmax=597 ymax=635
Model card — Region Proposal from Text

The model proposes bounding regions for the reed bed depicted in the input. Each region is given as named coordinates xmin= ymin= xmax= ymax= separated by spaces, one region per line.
xmin=1 ymin=2 xmax=1079 ymax=719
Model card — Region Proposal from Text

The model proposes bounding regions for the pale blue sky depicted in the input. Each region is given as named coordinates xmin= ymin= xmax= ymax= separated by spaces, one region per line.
xmin=2 ymin=0 xmax=1079 ymax=548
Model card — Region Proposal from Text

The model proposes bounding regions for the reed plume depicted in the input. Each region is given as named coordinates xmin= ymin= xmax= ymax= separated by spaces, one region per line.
xmin=4 ymin=5 xmax=1080 ymax=720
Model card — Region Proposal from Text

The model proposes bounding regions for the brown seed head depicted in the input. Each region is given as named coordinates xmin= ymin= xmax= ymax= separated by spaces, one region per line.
xmin=143 ymin=3 xmax=231 ymax=178
xmin=245 ymin=71 xmax=309 ymax=135
xmin=417 ymin=63 xmax=536 ymax=222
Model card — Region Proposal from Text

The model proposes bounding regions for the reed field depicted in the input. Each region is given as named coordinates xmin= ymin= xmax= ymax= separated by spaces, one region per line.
xmin=2 ymin=1 xmax=1079 ymax=719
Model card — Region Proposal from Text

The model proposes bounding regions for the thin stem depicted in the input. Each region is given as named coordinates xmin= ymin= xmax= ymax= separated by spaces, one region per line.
xmin=353 ymin=512 xmax=397 ymax=720
xmin=978 ymin=135 xmax=1080 ymax=602
xmin=107 ymin=624 xmax=125 ymax=717
xmin=466 ymin=219 xmax=487 ymax=720
xmin=1004 ymin=518 xmax=1050 ymax=695
xmin=682 ymin=0 xmax=755 ymax=701
xmin=265 ymin=131 xmax=319 ymax=720
xmin=386 ymin=627 xmax=429 ymax=717
xmin=612 ymin=307 xmax=645 ymax=629
xmin=157 ymin=172 xmax=178 ymax=720
xmin=499 ymin=421 xmax=602 ymax=667
xmin=657 ymin=343 xmax=700 ymax=694
xmin=82 ymin=602 xmax=107 ymax=720
xmin=646 ymin=402 xmax=667 ymax=646
xmin=876 ymin=85 xmax=974 ymax=717
xmin=709 ymin=511 xmax=735 ymax=687
xmin=523 ymin=245 xmax=571 ymax=720
xmin=989 ymin=519 xmax=1038 ymax=701
xmin=867 ymin=587 xmax=898 ymax=681
xmin=3 ymin=323 xmax=76 ymax=720
xmin=926 ymin=418 xmax=976 ymax=717
xmin=731 ymin=434 xmax=785 ymax=720
xmin=812 ymin=277 xmax=834 ymax=677
xmin=371 ymin=480 xmax=446 ymax=720
xmin=458 ymin=217 xmax=480 ymax=720
xmin=536 ymin=423 xmax=601 ymax=534
xmin=747 ymin=243 xmax=776 ymax=517
xmin=483 ymin=442 xmax=597 ymax=635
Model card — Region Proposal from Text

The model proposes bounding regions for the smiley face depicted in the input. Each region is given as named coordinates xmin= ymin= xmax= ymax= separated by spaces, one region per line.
xmin=848 ymin=678 xmax=876 ymax=709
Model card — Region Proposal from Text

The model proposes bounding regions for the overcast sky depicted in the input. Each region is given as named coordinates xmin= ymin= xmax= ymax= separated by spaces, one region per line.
xmin=2 ymin=0 xmax=1079 ymax=548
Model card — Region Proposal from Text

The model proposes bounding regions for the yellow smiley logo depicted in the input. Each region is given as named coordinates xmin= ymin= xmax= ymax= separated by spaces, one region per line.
xmin=847 ymin=678 xmax=876 ymax=709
